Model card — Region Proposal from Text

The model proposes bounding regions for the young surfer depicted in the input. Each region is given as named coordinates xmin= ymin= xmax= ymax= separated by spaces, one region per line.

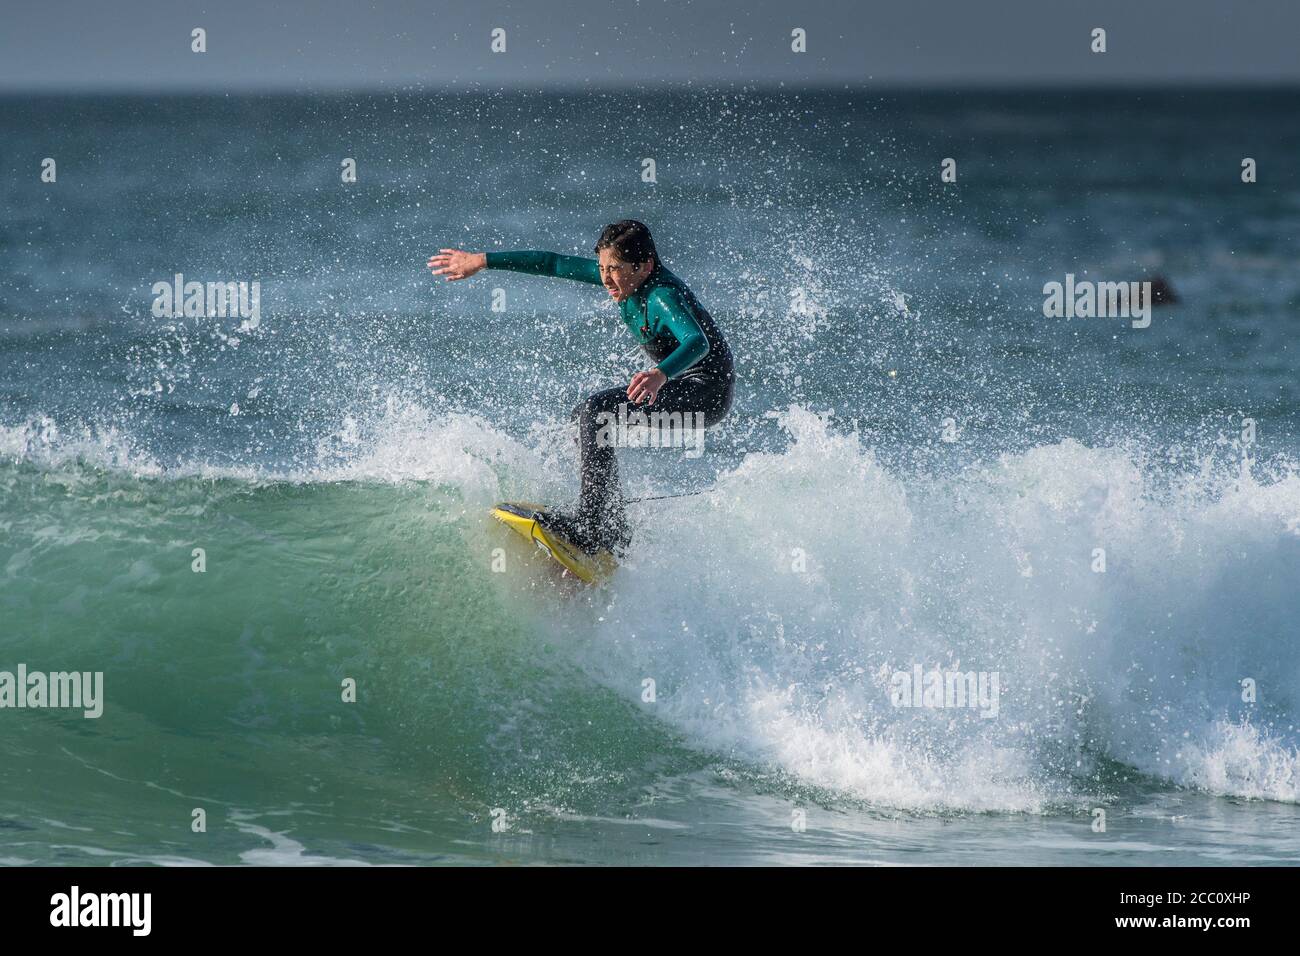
xmin=428 ymin=220 xmax=734 ymax=554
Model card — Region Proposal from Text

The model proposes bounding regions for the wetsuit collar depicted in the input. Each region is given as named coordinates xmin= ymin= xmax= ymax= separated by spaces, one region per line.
xmin=632 ymin=260 xmax=663 ymax=302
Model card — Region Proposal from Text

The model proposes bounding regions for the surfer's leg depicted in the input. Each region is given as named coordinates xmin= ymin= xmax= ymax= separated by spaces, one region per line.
xmin=560 ymin=373 xmax=733 ymax=552
xmin=570 ymin=386 xmax=631 ymax=548
xmin=644 ymin=369 xmax=735 ymax=430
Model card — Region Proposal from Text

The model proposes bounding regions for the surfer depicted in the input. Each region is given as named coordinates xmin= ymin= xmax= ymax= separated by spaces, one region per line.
xmin=428 ymin=220 xmax=734 ymax=554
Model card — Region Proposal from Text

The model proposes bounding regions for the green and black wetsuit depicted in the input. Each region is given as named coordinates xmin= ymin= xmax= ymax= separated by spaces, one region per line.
xmin=485 ymin=250 xmax=735 ymax=550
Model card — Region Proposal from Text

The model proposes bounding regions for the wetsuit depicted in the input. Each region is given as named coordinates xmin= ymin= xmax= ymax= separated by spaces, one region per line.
xmin=485 ymin=250 xmax=735 ymax=551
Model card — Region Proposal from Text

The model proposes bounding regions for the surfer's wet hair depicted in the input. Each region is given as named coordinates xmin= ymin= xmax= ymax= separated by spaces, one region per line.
xmin=595 ymin=220 xmax=657 ymax=266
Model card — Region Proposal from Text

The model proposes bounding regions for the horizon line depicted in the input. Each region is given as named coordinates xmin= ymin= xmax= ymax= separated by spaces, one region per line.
xmin=4 ymin=77 xmax=1300 ymax=97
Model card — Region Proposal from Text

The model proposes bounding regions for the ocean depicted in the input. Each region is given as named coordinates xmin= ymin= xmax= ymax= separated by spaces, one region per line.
xmin=1 ymin=88 xmax=1298 ymax=865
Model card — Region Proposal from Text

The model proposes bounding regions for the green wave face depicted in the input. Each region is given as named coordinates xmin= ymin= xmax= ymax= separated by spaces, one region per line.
xmin=0 ymin=459 xmax=700 ymax=865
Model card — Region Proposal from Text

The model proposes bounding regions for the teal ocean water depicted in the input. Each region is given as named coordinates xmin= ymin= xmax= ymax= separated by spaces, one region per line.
xmin=2 ymin=90 xmax=1299 ymax=865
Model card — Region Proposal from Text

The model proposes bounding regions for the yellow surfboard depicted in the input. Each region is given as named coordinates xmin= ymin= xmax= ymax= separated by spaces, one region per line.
xmin=489 ymin=502 xmax=618 ymax=584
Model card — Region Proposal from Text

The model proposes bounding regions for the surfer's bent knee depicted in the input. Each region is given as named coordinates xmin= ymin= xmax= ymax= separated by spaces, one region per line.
xmin=571 ymin=387 xmax=623 ymax=429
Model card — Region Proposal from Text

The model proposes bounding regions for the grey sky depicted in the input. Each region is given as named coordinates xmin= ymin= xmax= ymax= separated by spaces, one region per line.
xmin=2 ymin=0 xmax=1297 ymax=91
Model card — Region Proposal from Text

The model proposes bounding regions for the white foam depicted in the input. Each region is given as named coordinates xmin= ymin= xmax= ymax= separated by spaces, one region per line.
xmin=556 ymin=408 xmax=1300 ymax=810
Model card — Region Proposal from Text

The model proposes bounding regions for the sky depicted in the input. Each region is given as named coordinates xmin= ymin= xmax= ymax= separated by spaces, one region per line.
xmin=2 ymin=0 xmax=1298 ymax=92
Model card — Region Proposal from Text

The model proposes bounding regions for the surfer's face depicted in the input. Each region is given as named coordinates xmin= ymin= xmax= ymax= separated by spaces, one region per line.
xmin=598 ymin=248 xmax=653 ymax=302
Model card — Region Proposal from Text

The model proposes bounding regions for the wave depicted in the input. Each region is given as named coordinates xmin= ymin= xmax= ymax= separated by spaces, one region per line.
xmin=2 ymin=403 xmax=1298 ymax=812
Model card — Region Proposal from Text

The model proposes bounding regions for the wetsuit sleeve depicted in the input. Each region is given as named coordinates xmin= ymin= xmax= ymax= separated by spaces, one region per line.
xmin=484 ymin=250 xmax=603 ymax=285
xmin=650 ymin=286 xmax=710 ymax=379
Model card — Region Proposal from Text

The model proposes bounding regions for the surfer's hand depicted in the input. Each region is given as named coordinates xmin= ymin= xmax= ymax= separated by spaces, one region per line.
xmin=427 ymin=249 xmax=486 ymax=281
xmin=628 ymin=368 xmax=667 ymax=405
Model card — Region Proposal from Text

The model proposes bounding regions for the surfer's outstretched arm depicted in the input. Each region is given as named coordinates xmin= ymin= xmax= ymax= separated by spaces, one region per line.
xmin=428 ymin=248 xmax=602 ymax=285
xmin=487 ymin=250 xmax=604 ymax=285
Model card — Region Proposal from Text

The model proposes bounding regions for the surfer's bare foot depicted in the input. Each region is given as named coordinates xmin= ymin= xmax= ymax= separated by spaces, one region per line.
xmin=540 ymin=508 xmax=630 ymax=555
xmin=537 ymin=510 xmax=595 ymax=552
